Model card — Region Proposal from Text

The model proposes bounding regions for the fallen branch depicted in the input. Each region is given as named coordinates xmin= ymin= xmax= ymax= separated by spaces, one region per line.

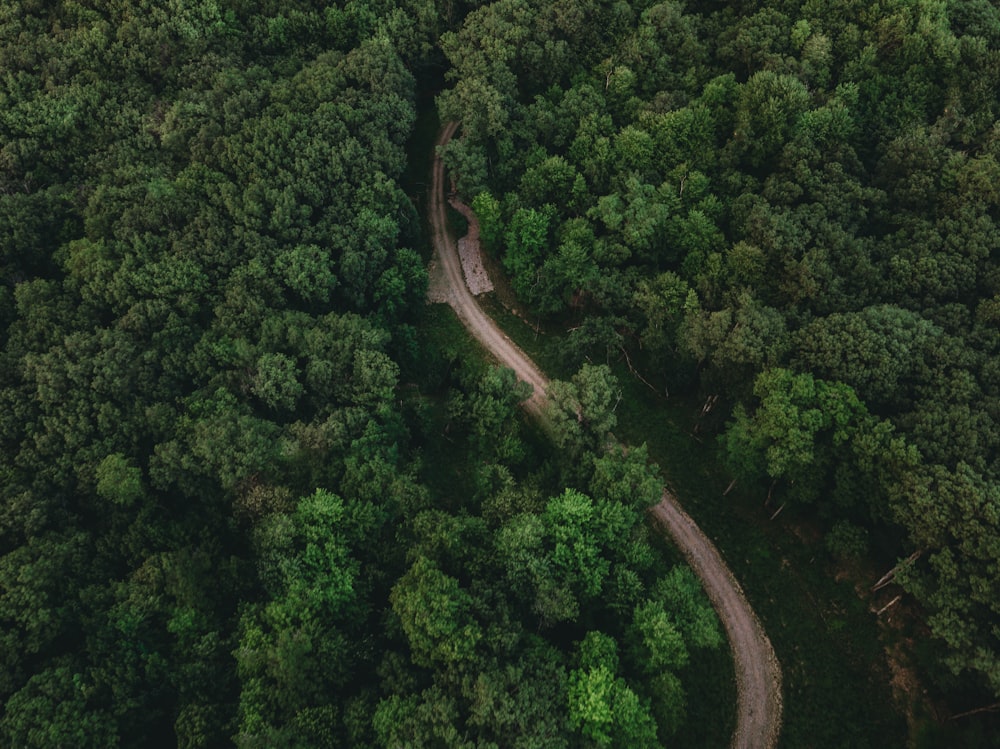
xmin=875 ymin=595 xmax=901 ymax=616
xmin=872 ymin=550 xmax=923 ymax=592
xmin=764 ymin=479 xmax=776 ymax=507
xmin=949 ymin=702 xmax=1000 ymax=721
xmin=769 ymin=502 xmax=786 ymax=521
xmin=723 ymin=479 xmax=737 ymax=496
xmin=618 ymin=344 xmax=661 ymax=397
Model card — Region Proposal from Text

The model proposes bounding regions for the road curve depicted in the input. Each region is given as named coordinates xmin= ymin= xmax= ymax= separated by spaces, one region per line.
xmin=428 ymin=122 xmax=782 ymax=749
xmin=429 ymin=122 xmax=548 ymax=415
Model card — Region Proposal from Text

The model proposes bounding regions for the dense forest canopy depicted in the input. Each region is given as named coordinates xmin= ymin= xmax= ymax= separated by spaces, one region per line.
xmin=0 ymin=1 xmax=729 ymax=747
xmin=437 ymin=0 xmax=1000 ymax=709
xmin=1 ymin=0 xmax=999 ymax=746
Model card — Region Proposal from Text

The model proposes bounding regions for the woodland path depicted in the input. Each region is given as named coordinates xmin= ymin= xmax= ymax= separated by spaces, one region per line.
xmin=427 ymin=122 xmax=783 ymax=749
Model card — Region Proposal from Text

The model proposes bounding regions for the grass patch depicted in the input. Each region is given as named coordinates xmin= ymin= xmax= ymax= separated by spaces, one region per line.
xmin=477 ymin=293 xmax=571 ymax=380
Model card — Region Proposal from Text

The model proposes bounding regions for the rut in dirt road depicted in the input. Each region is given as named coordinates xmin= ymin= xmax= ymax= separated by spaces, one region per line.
xmin=427 ymin=123 xmax=782 ymax=749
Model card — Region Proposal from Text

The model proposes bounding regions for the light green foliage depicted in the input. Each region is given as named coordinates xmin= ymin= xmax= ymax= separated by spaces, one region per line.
xmin=653 ymin=566 xmax=723 ymax=651
xmin=237 ymin=490 xmax=379 ymax=738
xmin=546 ymin=364 xmax=621 ymax=457
xmin=632 ymin=600 xmax=689 ymax=670
xmin=95 ymin=453 xmax=144 ymax=507
xmin=567 ymin=632 xmax=659 ymax=748
xmin=497 ymin=488 xmax=637 ymax=627
xmin=545 ymin=489 xmax=619 ymax=598
xmin=391 ymin=556 xmax=483 ymax=667
xmin=622 ymin=566 xmax=722 ymax=735
xmin=589 ymin=443 xmax=664 ymax=511
xmin=274 ymin=245 xmax=336 ymax=304
xmin=568 ymin=663 xmax=617 ymax=743
xmin=504 ymin=206 xmax=551 ymax=298
xmin=471 ymin=190 xmax=504 ymax=254
xmin=722 ymin=368 xmax=868 ymax=504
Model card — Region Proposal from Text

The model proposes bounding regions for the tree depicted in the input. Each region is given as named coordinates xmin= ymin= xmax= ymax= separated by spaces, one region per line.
xmin=95 ymin=453 xmax=144 ymax=508
xmin=252 ymin=353 xmax=303 ymax=412
xmin=390 ymin=557 xmax=482 ymax=668
xmin=589 ymin=443 xmax=663 ymax=512
xmin=891 ymin=463 xmax=1000 ymax=696
xmin=729 ymin=70 xmax=811 ymax=169
xmin=721 ymin=368 xmax=869 ymax=505
xmin=273 ymin=245 xmax=336 ymax=305
xmin=0 ymin=531 xmax=89 ymax=698
xmin=459 ymin=366 xmax=533 ymax=464
xmin=545 ymin=364 xmax=620 ymax=457
xmin=504 ymin=207 xmax=551 ymax=299
xmin=632 ymin=271 xmax=690 ymax=357
xmin=471 ymin=191 xmax=504 ymax=254
xmin=679 ymin=290 xmax=789 ymax=395
xmin=237 ymin=490 xmax=380 ymax=741
xmin=791 ymin=305 xmax=942 ymax=410
xmin=497 ymin=488 xmax=637 ymax=628
xmin=567 ymin=632 xmax=659 ymax=748
xmin=0 ymin=666 xmax=117 ymax=749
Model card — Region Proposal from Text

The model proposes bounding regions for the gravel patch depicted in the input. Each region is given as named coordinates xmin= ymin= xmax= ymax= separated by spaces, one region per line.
xmin=449 ymin=196 xmax=494 ymax=296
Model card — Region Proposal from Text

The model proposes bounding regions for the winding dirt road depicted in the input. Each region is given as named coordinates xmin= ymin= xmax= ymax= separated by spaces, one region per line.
xmin=428 ymin=122 xmax=782 ymax=749
xmin=428 ymin=122 xmax=548 ymax=416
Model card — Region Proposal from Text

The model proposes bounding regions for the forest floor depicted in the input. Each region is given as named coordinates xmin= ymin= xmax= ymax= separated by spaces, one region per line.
xmin=427 ymin=122 xmax=783 ymax=749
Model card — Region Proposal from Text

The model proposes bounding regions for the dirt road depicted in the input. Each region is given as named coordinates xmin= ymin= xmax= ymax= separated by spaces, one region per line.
xmin=428 ymin=122 xmax=548 ymax=415
xmin=427 ymin=122 xmax=782 ymax=749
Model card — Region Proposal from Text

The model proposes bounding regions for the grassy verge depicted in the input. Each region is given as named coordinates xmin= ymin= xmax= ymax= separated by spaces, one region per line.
xmin=477 ymin=294 xmax=569 ymax=379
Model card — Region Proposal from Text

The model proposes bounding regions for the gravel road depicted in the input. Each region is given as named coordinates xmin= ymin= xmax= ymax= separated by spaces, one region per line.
xmin=428 ymin=122 xmax=783 ymax=749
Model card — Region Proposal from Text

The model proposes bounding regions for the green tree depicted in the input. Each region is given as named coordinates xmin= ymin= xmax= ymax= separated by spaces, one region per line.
xmin=589 ymin=444 xmax=663 ymax=512
xmin=95 ymin=453 xmax=144 ymax=508
xmin=390 ymin=557 xmax=482 ymax=668
xmin=0 ymin=666 xmax=117 ymax=749
xmin=504 ymin=207 xmax=551 ymax=299
xmin=567 ymin=632 xmax=658 ymax=748
xmin=545 ymin=364 xmax=620 ymax=457
xmin=497 ymin=489 xmax=637 ymax=628
xmin=721 ymin=368 xmax=869 ymax=506
xmin=471 ymin=191 xmax=504 ymax=254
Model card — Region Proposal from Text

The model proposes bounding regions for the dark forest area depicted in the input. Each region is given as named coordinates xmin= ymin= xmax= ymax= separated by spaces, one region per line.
xmin=0 ymin=0 xmax=998 ymax=747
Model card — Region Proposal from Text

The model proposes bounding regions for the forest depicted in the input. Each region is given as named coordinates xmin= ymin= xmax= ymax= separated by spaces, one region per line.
xmin=0 ymin=0 xmax=998 ymax=747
